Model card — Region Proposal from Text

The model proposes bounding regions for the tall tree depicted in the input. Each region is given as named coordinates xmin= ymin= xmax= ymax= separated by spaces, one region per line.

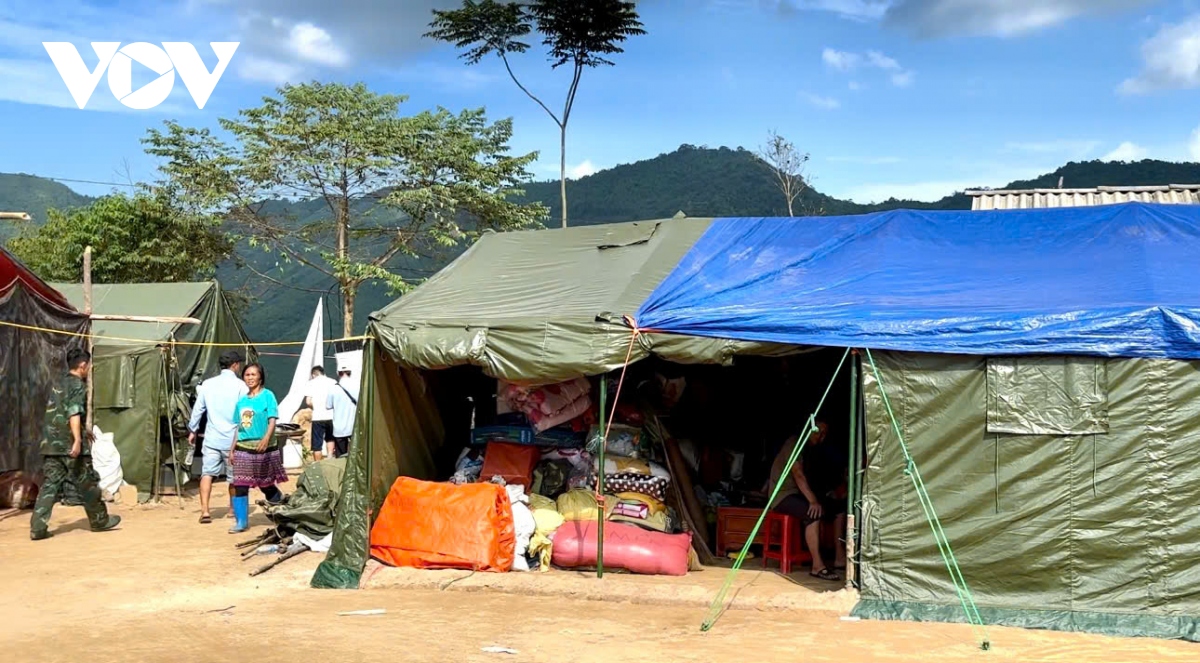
xmin=143 ymin=82 xmax=546 ymax=337
xmin=757 ymin=130 xmax=811 ymax=217
xmin=427 ymin=0 xmax=645 ymax=228
xmin=7 ymin=191 xmax=232 ymax=282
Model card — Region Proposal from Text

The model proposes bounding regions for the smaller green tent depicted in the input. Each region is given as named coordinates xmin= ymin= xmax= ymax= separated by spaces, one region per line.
xmin=50 ymin=281 xmax=253 ymax=500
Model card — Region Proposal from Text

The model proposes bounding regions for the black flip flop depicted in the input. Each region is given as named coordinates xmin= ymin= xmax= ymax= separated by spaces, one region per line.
xmin=199 ymin=514 xmax=212 ymax=524
xmin=810 ymin=567 xmax=841 ymax=581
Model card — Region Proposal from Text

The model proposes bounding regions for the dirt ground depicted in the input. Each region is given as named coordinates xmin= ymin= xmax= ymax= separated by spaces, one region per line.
xmin=2 ymin=479 xmax=1198 ymax=663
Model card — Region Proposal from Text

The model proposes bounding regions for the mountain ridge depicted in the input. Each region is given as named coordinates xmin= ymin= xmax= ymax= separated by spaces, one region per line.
xmin=6 ymin=145 xmax=1200 ymax=366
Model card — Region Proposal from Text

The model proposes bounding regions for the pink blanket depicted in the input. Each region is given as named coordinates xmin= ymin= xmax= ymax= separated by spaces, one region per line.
xmin=500 ymin=378 xmax=592 ymax=432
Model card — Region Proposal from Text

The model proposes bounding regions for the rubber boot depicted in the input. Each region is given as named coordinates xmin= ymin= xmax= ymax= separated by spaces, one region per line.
xmin=228 ymin=495 xmax=249 ymax=534
xmin=91 ymin=515 xmax=122 ymax=533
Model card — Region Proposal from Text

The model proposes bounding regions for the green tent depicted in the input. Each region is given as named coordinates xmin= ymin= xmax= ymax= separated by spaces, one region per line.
xmin=51 ymin=281 xmax=254 ymax=500
xmin=852 ymin=352 xmax=1200 ymax=641
xmin=312 ymin=217 xmax=801 ymax=589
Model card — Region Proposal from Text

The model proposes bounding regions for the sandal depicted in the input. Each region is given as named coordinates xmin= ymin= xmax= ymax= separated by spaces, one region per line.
xmin=199 ymin=514 xmax=212 ymax=524
xmin=810 ymin=567 xmax=841 ymax=581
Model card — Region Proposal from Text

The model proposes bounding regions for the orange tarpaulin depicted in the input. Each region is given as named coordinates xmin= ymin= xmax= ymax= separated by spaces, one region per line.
xmin=369 ymin=477 xmax=516 ymax=572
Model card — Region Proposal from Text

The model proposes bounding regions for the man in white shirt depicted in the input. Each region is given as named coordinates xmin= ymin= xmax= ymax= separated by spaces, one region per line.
xmin=188 ymin=350 xmax=248 ymax=524
xmin=304 ymin=366 xmax=337 ymax=460
xmin=324 ymin=364 xmax=359 ymax=458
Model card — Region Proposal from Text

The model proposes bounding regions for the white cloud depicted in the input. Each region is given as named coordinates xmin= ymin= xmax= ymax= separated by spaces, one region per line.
xmin=891 ymin=71 xmax=914 ymax=87
xmin=192 ymin=0 xmax=462 ymax=82
xmin=866 ymin=50 xmax=900 ymax=70
xmin=754 ymin=0 xmax=890 ymax=21
xmin=801 ymin=92 xmax=841 ymax=109
xmin=1118 ymin=15 xmax=1200 ymax=95
xmin=884 ymin=0 xmax=1152 ymax=38
xmin=288 ymin=22 xmax=349 ymax=66
xmin=822 ymin=48 xmax=861 ymax=71
xmin=569 ymin=160 xmax=598 ymax=179
xmin=1190 ymin=125 xmax=1200 ymax=161
xmin=848 ymin=81 xmax=863 ymax=91
xmin=822 ymin=47 xmax=914 ymax=87
xmin=236 ymin=55 xmax=303 ymax=85
xmin=1102 ymin=141 xmax=1150 ymax=162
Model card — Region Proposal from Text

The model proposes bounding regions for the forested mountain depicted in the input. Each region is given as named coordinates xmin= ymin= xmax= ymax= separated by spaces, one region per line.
xmin=0 ymin=174 xmax=94 ymax=244
xmin=6 ymin=146 xmax=1200 ymax=360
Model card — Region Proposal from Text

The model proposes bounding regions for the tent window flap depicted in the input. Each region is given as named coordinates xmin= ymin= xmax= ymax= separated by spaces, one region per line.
xmin=986 ymin=356 xmax=1109 ymax=435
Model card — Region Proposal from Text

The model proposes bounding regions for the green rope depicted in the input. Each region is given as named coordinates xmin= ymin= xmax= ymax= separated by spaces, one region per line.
xmin=864 ymin=349 xmax=992 ymax=651
xmin=700 ymin=348 xmax=850 ymax=632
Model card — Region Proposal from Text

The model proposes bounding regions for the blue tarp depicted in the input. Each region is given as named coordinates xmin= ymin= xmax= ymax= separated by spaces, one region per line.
xmin=635 ymin=203 xmax=1200 ymax=359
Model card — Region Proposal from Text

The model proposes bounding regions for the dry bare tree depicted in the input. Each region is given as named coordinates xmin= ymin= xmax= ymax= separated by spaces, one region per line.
xmin=757 ymin=130 xmax=810 ymax=217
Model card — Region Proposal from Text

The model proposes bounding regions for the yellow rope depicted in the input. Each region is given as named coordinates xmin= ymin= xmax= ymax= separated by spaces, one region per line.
xmin=0 ymin=318 xmax=370 ymax=347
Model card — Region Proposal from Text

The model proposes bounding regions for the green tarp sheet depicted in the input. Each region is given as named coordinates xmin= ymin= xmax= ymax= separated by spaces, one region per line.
xmin=51 ymin=281 xmax=254 ymax=496
xmin=369 ymin=218 xmax=794 ymax=383
xmin=855 ymin=351 xmax=1200 ymax=641
xmin=1 ymin=249 xmax=88 ymax=477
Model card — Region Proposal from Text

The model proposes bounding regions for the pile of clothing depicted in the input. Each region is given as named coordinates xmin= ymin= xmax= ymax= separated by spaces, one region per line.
xmin=432 ymin=374 xmax=689 ymax=575
xmin=586 ymin=427 xmax=675 ymax=534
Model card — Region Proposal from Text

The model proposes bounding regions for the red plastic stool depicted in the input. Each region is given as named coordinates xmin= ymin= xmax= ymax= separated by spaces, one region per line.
xmin=762 ymin=512 xmax=812 ymax=574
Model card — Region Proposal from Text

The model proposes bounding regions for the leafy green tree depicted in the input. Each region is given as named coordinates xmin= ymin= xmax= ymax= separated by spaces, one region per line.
xmin=143 ymin=82 xmax=546 ymax=336
xmin=427 ymin=0 xmax=645 ymax=228
xmin=7 ymin=191 xmax=232 ymax=282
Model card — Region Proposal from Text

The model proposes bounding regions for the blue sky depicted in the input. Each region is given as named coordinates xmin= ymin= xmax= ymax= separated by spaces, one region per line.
xmin=2 ymin=0 xmax=1200 ymax=203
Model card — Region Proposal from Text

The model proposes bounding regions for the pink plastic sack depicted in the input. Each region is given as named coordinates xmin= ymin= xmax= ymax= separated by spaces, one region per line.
xmin=551 ymin=520 xmax=692 ymax=576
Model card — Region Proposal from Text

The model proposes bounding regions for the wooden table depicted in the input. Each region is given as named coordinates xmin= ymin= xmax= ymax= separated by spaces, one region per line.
xmin=715 ymin=506 xmax=769 ymax=556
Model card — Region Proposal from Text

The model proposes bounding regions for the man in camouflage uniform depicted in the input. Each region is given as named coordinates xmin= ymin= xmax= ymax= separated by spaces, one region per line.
xmin=30 ymin=349 xmax=121 ymax=540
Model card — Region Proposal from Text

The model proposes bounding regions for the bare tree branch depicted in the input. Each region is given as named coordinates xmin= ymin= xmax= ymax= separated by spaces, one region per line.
xmin=757 ymin=130 xmax=811 ymax=217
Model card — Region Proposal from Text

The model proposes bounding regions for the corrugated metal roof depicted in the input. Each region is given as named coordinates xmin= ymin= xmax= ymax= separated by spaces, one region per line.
xmin=966 ymin=184 xmax=1200 ymax=210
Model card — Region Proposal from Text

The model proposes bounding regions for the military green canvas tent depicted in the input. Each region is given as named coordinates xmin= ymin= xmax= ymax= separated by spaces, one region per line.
xmin=51 ymin=281 xmax=254 ymax=499
xmin=312 ymin=217 xmax=797 ymax=589
xmin=313 ymin=205 xmax=1200 ymax=644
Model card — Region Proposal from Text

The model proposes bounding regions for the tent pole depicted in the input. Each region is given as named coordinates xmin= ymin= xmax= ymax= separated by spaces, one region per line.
xmin=166 ymin=335 xmax=184 ymax=509
xmin=845 ymin=349 xmax=860 ymax=589
xmin=596 ymin=376 xmax=607 ymax=579
xmin=83 ymin=246 xmax=94 ymax=436
xmin=364 ymin=337 xmax=376 ymax=566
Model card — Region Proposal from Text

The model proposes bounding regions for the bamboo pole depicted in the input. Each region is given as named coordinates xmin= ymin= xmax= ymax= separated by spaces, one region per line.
xmin=91 ymin=314 xmax=201 ymax=325
xmin=596 ymin=376 xmax=607 ymax=579
xmin=845 ymin=350 xmax=860 ymax=589
xmin=83 ymin=246 xmax=94 ymax=435
xmin=166 ymin=333 xmax=184 ymax=508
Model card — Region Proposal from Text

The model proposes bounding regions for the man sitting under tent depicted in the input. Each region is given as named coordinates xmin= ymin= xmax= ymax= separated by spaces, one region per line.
xmin=767 ymin=420 xmax=847 ymax=581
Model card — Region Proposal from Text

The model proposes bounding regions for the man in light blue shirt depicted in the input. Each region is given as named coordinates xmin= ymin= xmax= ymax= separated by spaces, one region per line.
xmin=324 ymin=365 xmax=359 ymax=458
xmin=188 ymin=350 xmax=248 ymax=524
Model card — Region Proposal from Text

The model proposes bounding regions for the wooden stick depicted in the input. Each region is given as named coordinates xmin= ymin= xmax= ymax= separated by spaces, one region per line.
xmin=0 ymin=211 xmax=31 ymax=220
xmin=83 ymin=246 xmax=94 ymax=435
xmin=248 ymin=543 xmax=308 ymax=577
xmin=90 ymin=314 xmax=202 ymax=325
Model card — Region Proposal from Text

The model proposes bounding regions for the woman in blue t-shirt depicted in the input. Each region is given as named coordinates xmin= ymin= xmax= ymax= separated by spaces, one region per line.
xmin=227 ymin=362 xmax=286 ymax=534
